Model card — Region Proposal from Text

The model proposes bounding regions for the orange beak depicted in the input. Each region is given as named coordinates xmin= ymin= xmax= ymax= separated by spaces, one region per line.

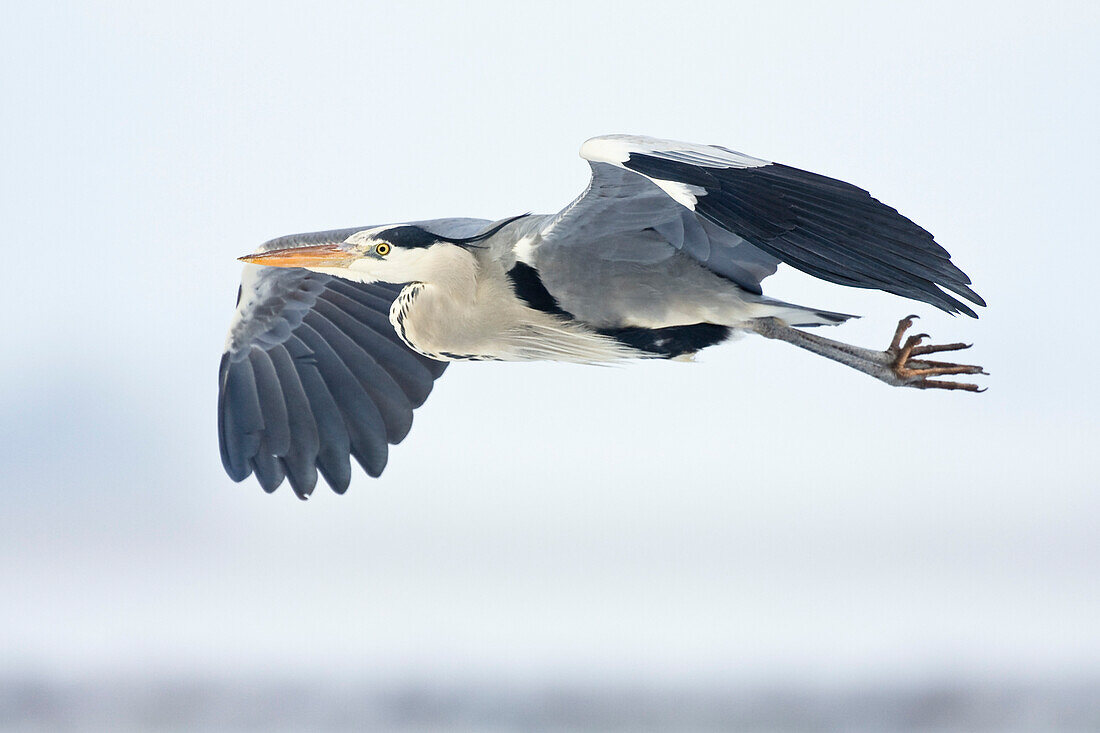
xmin=238 ymin=243 xmax=356 ymax=268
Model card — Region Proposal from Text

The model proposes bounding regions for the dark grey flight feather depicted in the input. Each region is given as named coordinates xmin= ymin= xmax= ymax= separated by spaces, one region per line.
xmin=293 ymin=320 xmax=389 ymax=478
xmin=218 ymin=355 xmax=263 ymax=481
xmin=248 ymin=348 xmax=291 ymax=458
xmin=285 ymin=335 xmax=353 ymax=494
xmin=266 ymin=344 xmax=320 ymax=498
xmin=301 ymin=310 xmax=413 ymax=444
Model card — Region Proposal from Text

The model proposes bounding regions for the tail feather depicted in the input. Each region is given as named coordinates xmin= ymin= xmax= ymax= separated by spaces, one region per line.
xmin=753 ymin=298 xmax=857 ymax=328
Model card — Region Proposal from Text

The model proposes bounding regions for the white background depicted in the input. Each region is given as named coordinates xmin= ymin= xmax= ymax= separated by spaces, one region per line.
xmin=2 ymin=0 xmax=1097 ymax=692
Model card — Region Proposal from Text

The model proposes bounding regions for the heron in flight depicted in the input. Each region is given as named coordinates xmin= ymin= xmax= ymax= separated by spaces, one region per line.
xmin=221 ymin=135 xmax=985 ymax=497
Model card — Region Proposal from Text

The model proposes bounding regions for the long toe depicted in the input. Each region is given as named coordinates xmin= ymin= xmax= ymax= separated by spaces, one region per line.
xmin=911 ymin=341 xmax=972 ymax=356
xmin=913 ymin=379 xmax=987 ymax=392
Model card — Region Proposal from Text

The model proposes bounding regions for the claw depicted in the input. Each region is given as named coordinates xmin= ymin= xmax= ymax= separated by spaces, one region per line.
xmin=889 ymin=315 xmax=919 ymax=352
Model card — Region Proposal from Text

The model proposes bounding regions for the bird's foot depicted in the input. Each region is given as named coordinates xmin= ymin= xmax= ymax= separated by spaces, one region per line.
xmin=885 ymin=315 xmax=987 ymax=391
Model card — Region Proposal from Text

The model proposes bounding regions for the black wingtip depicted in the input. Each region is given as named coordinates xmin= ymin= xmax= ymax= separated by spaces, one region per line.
xmin=952 ymin=299 xmax=980 ymax=319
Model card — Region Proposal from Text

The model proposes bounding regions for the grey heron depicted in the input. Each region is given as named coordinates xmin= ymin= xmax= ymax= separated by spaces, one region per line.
xmin=221 ymin=134 xmax=985 ymax=497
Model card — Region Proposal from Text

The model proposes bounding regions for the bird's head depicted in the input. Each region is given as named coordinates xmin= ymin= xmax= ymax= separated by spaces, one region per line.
xmin=238 ymin=217 xmax=524 ymax=285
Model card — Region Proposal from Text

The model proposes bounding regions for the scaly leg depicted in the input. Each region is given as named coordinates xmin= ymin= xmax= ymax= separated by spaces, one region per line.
xmin=749 ymin=315 xmax=987 ymax=391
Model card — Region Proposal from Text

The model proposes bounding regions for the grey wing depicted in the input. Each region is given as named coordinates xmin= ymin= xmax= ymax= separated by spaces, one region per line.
xmin=539 ymin=135 xmax=984 ymax=316
xmin=218 ymin=223 xmax=478 ymax=497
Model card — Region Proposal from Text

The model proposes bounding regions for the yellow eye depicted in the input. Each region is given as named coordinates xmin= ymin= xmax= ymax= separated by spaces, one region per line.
xmin=375 ymin=242 xmax=391 ymax=256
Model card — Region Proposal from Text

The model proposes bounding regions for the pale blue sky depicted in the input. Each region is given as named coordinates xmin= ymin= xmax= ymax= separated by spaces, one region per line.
xmin=1 ymin=1 xmax=1098 ymax=684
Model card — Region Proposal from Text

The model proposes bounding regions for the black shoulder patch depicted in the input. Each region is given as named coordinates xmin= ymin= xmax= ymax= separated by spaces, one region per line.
xmin=598 ymin=323 xmax=731 ymax=358
xmin=378 ymin=225 xmax=439 ymax=249
xmin=506 ymin=262 xmax=573 ymax=318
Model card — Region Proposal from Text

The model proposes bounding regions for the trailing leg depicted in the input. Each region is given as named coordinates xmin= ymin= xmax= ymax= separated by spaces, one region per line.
xmin=749 ymin=315 xmax=986 ymax=391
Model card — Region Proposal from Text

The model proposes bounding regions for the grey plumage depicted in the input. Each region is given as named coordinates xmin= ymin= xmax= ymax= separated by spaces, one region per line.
xmin=221 ymin=134 xmax=986 ymax=496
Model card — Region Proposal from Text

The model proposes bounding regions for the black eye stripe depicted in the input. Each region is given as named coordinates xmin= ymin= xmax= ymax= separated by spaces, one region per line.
xmin=377 ymin=226 xmax=438 ymax=249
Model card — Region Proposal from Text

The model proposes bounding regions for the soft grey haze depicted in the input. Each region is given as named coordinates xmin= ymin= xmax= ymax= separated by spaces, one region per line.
xmin=2 ymin=1 xmax=1097 ymax=730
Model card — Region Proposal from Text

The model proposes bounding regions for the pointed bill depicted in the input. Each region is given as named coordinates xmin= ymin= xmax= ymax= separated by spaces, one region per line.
xmin=239 ymin=244 xmax=356 ymax=268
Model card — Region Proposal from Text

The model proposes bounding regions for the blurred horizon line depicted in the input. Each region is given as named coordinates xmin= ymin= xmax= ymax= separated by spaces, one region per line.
xmin=3 ymin=673 xmax=1099 ymax=731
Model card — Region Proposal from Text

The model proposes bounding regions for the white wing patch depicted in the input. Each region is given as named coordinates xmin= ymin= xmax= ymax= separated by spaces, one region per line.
xmin=580 ymin=134 xmax=770 ymax=169
xmin=646 ymin=178 xmax=705 ymax=209
xmin=579 ymin=134 xmax=770 ymax=211
xmin=513 ymin=233 xmax=538 ymax=265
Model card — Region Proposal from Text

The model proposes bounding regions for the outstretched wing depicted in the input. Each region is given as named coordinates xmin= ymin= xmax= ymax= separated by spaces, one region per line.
xmin=540 ymin=134 xmax=984 ymax=316
xmin=219 ymin=222 xmax=483 ymax=497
